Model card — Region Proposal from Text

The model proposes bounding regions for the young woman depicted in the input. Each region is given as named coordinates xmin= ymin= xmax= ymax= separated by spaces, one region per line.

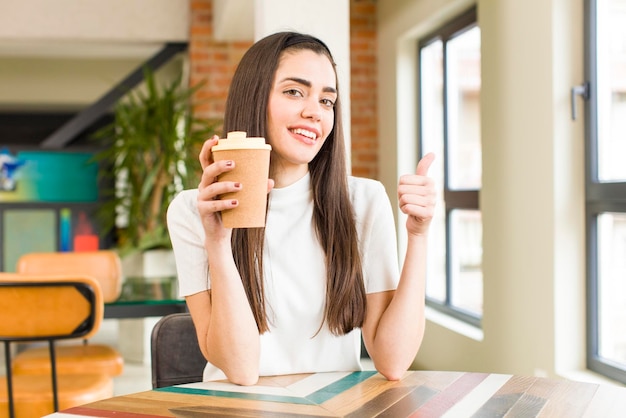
xmin=167 ymin=31 xmax=436 ymax=385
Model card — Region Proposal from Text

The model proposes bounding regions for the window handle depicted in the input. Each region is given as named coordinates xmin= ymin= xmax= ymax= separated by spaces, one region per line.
xmin=571 ymin=82 xmax=590 ymax=120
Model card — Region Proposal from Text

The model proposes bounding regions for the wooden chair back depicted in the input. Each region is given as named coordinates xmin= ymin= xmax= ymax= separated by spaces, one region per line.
xmin=0 ymin=273 xmax=104 ymax=417
xmin=16 ymin=250 xmax=122 ymax=303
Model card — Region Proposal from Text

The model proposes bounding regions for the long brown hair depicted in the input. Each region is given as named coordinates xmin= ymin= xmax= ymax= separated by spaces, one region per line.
xmin=222 ymin=32 xmax=366 ymax=335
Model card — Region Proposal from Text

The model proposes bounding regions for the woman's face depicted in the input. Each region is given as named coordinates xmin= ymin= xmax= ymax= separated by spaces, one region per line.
xmin=267 ymin=48 xmax=337 ymax=186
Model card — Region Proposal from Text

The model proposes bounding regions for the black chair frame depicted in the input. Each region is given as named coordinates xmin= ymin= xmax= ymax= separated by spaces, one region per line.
xmin=150 ymin=313 xmax=206 ymax=388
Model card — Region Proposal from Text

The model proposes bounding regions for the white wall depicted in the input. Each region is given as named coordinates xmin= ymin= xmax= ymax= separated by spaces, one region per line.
xmin=378 ymin=0 xmax=593 ymax=381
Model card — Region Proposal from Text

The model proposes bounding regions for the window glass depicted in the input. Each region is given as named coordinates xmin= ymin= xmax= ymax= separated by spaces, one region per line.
xmin=597 ymin=0 xmax=626 ymax=182
xmin=447 ymin=26 xmax=482 ymax=190
xmin=420 ymin=40 xmax=446 ymax=303
xmin=597 ymin=212 xmax=626 ymax=367
xmin=450 ymin=209 xmax=483 ymax=316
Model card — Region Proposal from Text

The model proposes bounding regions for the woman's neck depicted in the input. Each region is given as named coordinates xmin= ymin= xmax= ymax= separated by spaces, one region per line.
xmin=272 ymin=163 xmax=309 ymax=189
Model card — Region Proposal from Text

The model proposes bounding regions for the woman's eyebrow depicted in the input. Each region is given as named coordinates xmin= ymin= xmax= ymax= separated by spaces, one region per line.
xmin=280 ymin=77 xmax=337 ymax=94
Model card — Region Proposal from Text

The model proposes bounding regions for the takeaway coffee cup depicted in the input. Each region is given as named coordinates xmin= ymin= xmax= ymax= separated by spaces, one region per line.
xmin=211 ymin=131 xmax=272 ymax=228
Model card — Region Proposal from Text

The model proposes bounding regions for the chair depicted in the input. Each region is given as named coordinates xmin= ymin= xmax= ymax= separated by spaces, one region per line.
xmin=150 ymin=313 xmax=206 ymax=388
xmin=0 ymin=273 xmax=113 ymax=418
xmin=11 ymin=251 xmax=124 ymax=378
xmin=15 ymin=250 xmax=122 ymax=304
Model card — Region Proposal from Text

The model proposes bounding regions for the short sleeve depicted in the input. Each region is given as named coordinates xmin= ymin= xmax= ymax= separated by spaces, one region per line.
xmin=166 ymin=189 xmax=211 ymax=297
xmin=349 ymin=178 xmax=400 ymax=294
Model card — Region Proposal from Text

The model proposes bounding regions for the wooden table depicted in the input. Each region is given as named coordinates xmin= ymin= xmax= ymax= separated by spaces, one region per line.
xmin=49 ymin=370 xmax=626 ymax=417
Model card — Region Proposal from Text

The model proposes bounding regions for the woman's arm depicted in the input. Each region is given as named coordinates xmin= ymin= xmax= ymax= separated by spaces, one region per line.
xmin=185 ymin=256 xmax=260 ymax=386
xmin=183 ymin=136 xmax=263 ymax=385
xmin=362 ymin=153 xmax=436 ymax=380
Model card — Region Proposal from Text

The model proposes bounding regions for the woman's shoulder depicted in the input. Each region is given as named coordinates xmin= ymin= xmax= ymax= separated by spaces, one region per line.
xmin=168 ymin=188 xmax=199 ymax=217
xmin=347 ymin=176 xmax=387 ymax=200
xmin=347 ymin=176 xmax=390 ymax=214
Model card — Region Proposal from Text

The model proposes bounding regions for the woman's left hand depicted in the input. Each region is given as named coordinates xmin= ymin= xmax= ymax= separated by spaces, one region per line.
xmin=398 ymin=153 xmax=436 ymax=237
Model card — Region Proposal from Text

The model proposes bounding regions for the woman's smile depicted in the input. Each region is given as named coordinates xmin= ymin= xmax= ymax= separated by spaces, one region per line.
xmin=289 ymin=126 xmax=320 ymax=145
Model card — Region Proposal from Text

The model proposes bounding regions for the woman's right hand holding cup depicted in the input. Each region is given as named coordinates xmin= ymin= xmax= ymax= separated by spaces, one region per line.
xmin=197 ymin=135 xmax=240 ymax=240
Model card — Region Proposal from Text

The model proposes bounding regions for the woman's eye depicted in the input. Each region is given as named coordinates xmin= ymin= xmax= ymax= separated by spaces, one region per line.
xmin=321 ymin=98 xmax=335 ymax=108
xmin=284 ymin=89 xmax=303 ymax=97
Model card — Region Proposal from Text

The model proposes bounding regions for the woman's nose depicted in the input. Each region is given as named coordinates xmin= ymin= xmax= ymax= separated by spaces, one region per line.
xmin=301 ymin=98 xmax=322 ymax=121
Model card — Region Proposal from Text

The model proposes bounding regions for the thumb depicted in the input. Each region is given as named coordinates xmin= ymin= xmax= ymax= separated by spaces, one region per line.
xmin=416 ymin=152 xmax=435 ymax=176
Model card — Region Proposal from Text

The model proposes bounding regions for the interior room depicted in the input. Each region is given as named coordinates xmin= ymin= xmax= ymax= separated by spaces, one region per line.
xmin=1 ymin=0 xmax=625 ymax=407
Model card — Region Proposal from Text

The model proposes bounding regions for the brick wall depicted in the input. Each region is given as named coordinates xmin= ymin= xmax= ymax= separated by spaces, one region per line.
xmin=349 ymin=0 xmax=377 ymax=179
xmin=189 ymin=0 xmax=378 ymax=179
xmin=188 ymin=0 xmax=251 ymax=123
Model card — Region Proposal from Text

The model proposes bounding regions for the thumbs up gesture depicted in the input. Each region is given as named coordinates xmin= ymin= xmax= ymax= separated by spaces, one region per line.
xmin=397 ymin=153 xmax=437 ymax=236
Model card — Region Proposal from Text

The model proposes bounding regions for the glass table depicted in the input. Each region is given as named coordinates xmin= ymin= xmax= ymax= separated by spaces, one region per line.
xmin=104 ymin=276 xmax=187 ymax=319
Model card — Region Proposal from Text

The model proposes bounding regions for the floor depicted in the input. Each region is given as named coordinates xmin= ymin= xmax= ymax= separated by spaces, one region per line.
xmin=93 ymin=319 xmax=154 ymax=396
xmin=113 ymin=361 xmax=153 ymax=396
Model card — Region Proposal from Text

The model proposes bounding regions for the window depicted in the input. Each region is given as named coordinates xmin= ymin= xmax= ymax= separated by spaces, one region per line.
xmin=586 ymin=0 xmax=626 ymax=384
xmin=418 ymin=7 xmax=482 ymax=326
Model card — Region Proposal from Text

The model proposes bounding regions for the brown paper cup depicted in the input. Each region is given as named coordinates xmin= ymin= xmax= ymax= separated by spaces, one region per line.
xmin=212 ymin=148 xmax=271 ymax=228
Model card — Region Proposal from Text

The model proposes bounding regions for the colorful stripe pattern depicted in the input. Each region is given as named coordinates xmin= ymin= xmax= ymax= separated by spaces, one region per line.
xmin=157 ymin=370 xmax=377 ymax=405
xmin=53 ymin=370 xmax=626 ymax=418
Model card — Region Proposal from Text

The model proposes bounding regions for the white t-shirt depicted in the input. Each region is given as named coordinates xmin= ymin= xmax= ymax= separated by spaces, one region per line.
xmin=167 ymin=172 xmax=400 ymax=381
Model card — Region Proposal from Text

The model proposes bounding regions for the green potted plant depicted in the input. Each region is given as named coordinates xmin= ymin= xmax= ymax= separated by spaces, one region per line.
xmin=93 ymin=67 xmax=216 ymax=259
